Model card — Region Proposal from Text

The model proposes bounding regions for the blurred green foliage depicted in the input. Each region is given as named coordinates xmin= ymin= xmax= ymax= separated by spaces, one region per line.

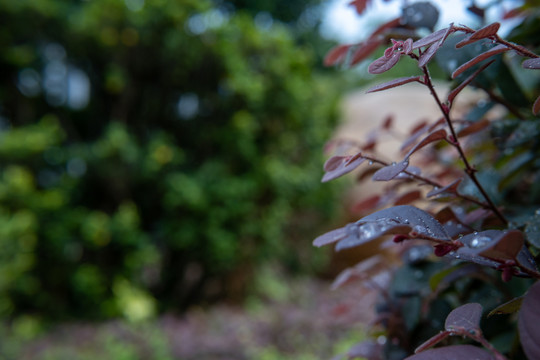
xmin=0 ymin=0 xmax=342 ymax=319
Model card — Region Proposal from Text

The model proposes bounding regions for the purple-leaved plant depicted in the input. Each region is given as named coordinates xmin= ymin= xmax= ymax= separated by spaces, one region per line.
xmin=318 ymin=1 xmax=540 ymax=359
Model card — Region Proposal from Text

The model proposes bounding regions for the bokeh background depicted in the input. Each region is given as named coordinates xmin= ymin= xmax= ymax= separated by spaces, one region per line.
xmin=0 ymin=0 xmax=354 ymax=358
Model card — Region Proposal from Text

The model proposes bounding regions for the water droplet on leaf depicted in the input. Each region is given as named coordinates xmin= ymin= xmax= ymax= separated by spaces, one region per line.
xmin=470 ymin=236 xmax=491 ymax=248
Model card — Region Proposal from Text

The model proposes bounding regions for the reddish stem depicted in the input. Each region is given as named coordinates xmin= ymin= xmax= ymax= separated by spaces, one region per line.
xmin=419 ymin=65 xmax=508 ymax=225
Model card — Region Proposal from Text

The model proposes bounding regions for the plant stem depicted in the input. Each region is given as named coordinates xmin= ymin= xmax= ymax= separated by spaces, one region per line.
xmin=452 ymin=26 xmax=540 ymax=59
xmin=359 ymin=154 xmax=491 ymax=209
xmin=473 ymin=333 xmax=509 ymax=360
xmin=420 ymin=65 xmax=508 ymax=225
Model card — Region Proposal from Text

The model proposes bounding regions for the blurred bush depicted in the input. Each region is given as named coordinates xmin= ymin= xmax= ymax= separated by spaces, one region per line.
xmin=0 ymin=0 xmax=341 ymax=319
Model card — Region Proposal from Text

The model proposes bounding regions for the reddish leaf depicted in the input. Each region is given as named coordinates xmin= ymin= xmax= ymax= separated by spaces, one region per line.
xmin=435 ymin=206 xmax=463 ymax=223
xmin=457 ymin=119 xmax=490 ymax=138
xmin=409 ymin=121 xmax=429 ymax=136
xmin=351 ymin=195 xmax=381 ymax=213
xmin=467 ymin=4 xmax=485 ymax=19
xmin=406 ymin=345 xmax=494 ymax=360
xmin=403 ymin=38 xmax=413 ymax=54
xmin=372 ymin=160 xmax=409 ymax=181
xmin=366 ymin=76 xmax=423 ymax=93
xmin=412 ymin=28 xmax=449 ymax=49
xmin=503 ymin=7 xmax=525 ymax=19
xmin=418 ymin=24 xmax=453 ymax=68
xmin=455 ymin=34 xmax=476 ymax=48
xmin=368 ymin=52 xmax=402 ymax=74
xmin=371 ymin=17 xmax=401 ymax=37
xmin=404 ymin=129 xmax=447 ymax=159
xmin=350 ymin=38 xmax=384 ymax=65
xmin=348 ymin=0 xmax=372 ymax=16
xmin=523 ymin=58 xmax=540 ymax=69
xmin=533 ymin=95 xmax=540 ymax=115
xmin=452 ymin=45 xmax=509 ymax=79
xmin=331 ymin=256 xmax=384 ymax=289
xmin=470 ymin=22 xmax=500 ymax=40
xmin=418 ymin=43 xmax=440 ymax=68
xmin=382 ymin=115 xmax=393 ymax=130
xmin=427 ymin=178 xmax=462 ymax=197
xmin=324 ymin=44 xmax=352 ymax=67
xmin=322 ymin=153 xmax=366 ymax=182
xmin=394 ymin=190 xmax=422 ymax=205
xmin=457 ymin=229 xmax=524 ymax=260
xmin=518 ymin=281 xmax=540 ymax=360
xmin=445 ymin=303 xmax=483 ymax=333
xmin=357 ymin=166 xmax=379 ymax=182
xmin=447 ymin=60 xmax=495 ymax=104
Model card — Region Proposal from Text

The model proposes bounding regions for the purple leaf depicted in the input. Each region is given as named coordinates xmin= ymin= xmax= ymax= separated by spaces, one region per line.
xmin=331 ymin=256 xmax=383 ymax=289
xmin=316 ymin=205 xmax=450 ymax=251
xmin=372 ymin=160 xmax=409 ymax=181
xmin=418 ymin=42 xmax=440 ymax=68
xmin=457 ymin=230 xmax=524 ymax=261
xmin=412 ymin=28 xmax=449 ymax=49
xmin=427 ymin=178 xmax=462 ymax=198
xmin=444 ymin=250 xmax=502 ymax=270
xmin=335 ymin=220 xmax=411 ymax=251
xmin=457 ymin=119 xmax=490 ymax=138
xmin=418 ymin=24 xmax=453 ymax=68
xmin=452 ymin=45 xmax=509 ymax=79
xmin=454 ymin=34 xmax=475 ymax=48
xmin=405 ymin=129 xmax=448 ymax=159
xmin=394 ymin=190 xmax=422 ymax=205
xmin=359 ymin=205 xmax=450 ymax=241
xmin=368 ymin=52 xmax=402 ymax=74
xmin=406 ymin=345 xmax=495 ymax=360
xmin=313 ymin=226 xmax=348 ymax=247
xmin=366 ymin=76 xmax=423 ymax=93
xmin=322 ymin=153 xmax=366 ymax=182
xmin=445 ymin=303 xmax=482 ymax=333
xmin=522 ymin=58 xmax=540 ymax=69
xmin=518 ymin=281 xmax=540 ymax=360
xmin=516 ymin=245 xmax=539 ymax=274
xmin=469 ymin=22 xmax=500 ymax=40
xmin=324 ymin=44 xmax=352 ymax=66
xmin=350 ymin=39 xmax=384 ymax=66
xmin=447 ymin=60 xmax=495 ymax=104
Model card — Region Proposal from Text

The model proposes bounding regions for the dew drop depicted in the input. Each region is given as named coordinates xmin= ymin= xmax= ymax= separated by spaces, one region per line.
xmin=470 ymin=236 xmax=491 ymax=248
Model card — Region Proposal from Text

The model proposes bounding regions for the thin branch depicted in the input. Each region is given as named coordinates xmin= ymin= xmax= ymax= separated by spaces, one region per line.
xmin=359 ymin=154 xmax=491 ymax=210
xmin=419 ymin=65 xmax=508 ymax=225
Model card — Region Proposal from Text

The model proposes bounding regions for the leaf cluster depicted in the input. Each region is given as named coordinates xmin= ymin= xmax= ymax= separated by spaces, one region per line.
xmin=317 ymin=1 xmax=540 ymax=359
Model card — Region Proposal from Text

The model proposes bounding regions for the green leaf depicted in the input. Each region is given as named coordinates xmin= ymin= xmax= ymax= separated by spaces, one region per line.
xmin=488 ymin=296 xmax=523 ymax=317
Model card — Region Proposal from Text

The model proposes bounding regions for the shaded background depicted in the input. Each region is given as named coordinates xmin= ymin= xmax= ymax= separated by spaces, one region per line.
xmin=0 ymin=0 xmax=347 ymax=321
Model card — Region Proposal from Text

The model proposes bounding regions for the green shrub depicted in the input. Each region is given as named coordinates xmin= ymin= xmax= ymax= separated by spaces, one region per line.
xmin=0 ymin=0 xmax=341 ymax=319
